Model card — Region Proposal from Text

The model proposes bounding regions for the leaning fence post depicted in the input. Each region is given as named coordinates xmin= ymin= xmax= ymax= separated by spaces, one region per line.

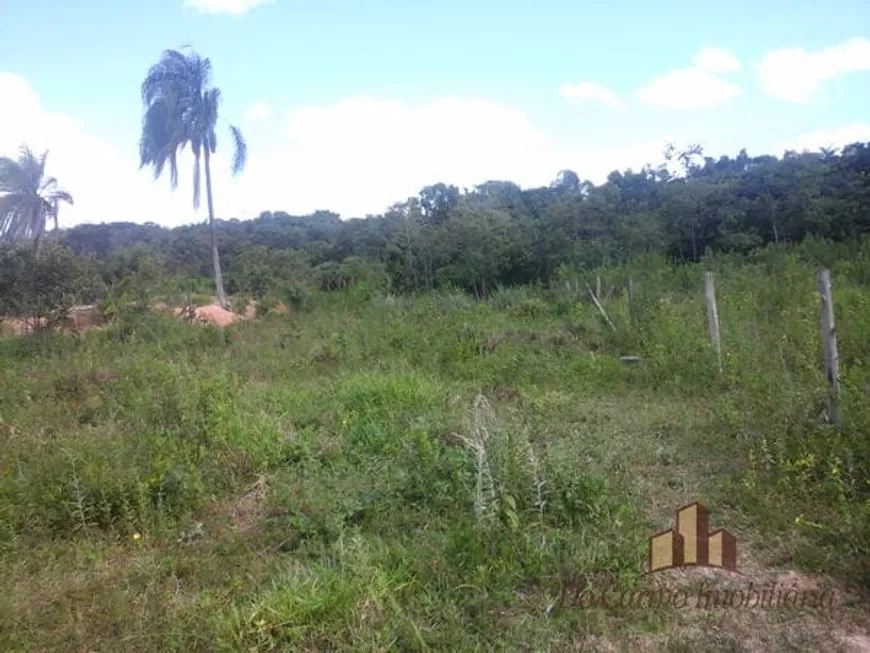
xmin=586 ymin=282 xmax=616 ymax=331
xmin=704 ymin=272 xmax=723 ymax=378
xmin=816 ymin=269 xmax=840 ymax=426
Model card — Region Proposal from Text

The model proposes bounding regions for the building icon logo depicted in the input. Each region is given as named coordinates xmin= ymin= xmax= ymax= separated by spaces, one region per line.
xmin=648 ymin=502 xmax=738 ymax=574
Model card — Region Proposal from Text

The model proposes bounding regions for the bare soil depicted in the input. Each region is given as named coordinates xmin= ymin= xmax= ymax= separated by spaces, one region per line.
xmin=0 ymin=298 xmax=291 ymax=339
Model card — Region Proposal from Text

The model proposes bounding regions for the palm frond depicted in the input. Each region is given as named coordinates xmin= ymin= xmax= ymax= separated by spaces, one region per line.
xmin=20 ymin=149 xmax=44 ymax=193
xmin=141 ymin=68 xmax=171 ymax=107
xmin=190 ymin=53 xmax=213 ymax=94
xmin=169 ymin=150 xmax=179 ymax=189
xmin=49 ymin=189 xmax=74 ymax=206
xmin=142 ymin=50 xmax=191 ymax=105
xmin=17 ymin=144 xmax=36 ymax=165
xmin=229 ymin=125 xmax=247 ymax=176
xmin=0 ymin=194 xmax=26 ymax=240
xmin=205 ymin=87 xmax=221 ymax=111
xmin=0 ymin=157 xmax=26 ymax=193
xmin=203 ymin=88 xmax=221 ymax=140
xmin=39 ymin=175 xmax=58 ymax=194
xmin=139 ymin=101 xmax=171 ymax=167
xmin=37 ymin=150 xmax=49 ymax=179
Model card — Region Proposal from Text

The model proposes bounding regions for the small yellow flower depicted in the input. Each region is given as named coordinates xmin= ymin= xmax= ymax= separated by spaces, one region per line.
xmin=132 ymin=532 xmax=141 ymax=541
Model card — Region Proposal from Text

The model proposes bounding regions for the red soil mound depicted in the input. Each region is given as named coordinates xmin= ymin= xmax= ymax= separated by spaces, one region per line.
xmin=0 ymin=297 xmax=277 ymax=340
xmin=172 ymin=304 xmax=241 ymax=328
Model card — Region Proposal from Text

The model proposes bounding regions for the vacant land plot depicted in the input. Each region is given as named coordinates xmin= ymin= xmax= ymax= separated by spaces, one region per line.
xmin=1 ymin=251 xmax=869 ymax=651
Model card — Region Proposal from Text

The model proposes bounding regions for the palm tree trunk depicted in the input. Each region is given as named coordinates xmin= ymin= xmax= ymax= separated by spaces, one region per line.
xmin=203 ymin=148 xmax=227 ymax=308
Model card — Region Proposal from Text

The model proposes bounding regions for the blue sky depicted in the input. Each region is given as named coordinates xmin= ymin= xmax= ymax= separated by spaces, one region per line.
xmin=1 ymin=0 xmax=869 ymax=227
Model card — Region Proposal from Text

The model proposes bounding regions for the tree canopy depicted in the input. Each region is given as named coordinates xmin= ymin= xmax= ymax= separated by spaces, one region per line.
xmin=55 ymin=141 xmax=870 ymax=295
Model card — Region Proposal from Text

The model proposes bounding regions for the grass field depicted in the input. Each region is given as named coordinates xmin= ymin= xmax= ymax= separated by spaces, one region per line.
xmin=2 ymin=243 xmax=870 ymax=651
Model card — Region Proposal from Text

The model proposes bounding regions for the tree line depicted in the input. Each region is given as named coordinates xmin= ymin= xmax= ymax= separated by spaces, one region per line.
xmin=55 ymin=139 xmax=870 ymax=298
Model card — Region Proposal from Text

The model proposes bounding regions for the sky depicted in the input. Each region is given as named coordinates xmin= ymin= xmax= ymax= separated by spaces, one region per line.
xmin=1 ymin=0 xmax=870 ymax=229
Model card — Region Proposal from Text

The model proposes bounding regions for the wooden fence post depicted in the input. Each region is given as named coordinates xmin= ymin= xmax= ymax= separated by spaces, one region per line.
xmin=817 ymin=269 xmax=840 ymax=426
xmin=586 ymin=282 xmax=616 ymax=331
xmin=704 ymin=272 xmax=723 ymax=378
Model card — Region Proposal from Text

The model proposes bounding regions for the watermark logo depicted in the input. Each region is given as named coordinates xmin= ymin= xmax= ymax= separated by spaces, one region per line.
xmin=649 ymin=501 xmax=738 ymax=574
xmin=555 ymin=501 xmax=839 ymax=612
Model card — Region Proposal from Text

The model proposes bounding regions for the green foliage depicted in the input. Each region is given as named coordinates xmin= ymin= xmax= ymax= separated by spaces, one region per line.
xmin=56 ymin=142 xmax=870 ymax=300
xmin=4 ymin=240 xmax=870 ymax=650
xmin=0 ymin=243 xmax=100 ymax=328
xmin=255 ymin=294 xmax=279 ymax=317
xmin=231 ymin=292 xmax=252 ymax=315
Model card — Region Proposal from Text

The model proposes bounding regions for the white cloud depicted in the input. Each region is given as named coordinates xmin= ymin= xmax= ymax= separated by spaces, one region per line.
xmin=779 ymin=122 xmax=870 ymax=154
xmin=263 ymin=95 xmax=670 ymax=218
xmin=0 ymin=72 xmax=679 ymax=227
xmin=0 ymin=72 xmax=194 ymax=229
xmin=693 ymin=47 xmax=741 ymax=74
xmin=559 ymin=82 xmax=626 ymax=110
xmin=636 ymin=47 xmax=742 ymax=109
xmin=183 ymin=0 xmax=275 ymax=15
xmin=244 ymin=101 xmax=273 ymax=123
xmin=759 ymin=38 xmax=870 ymax=103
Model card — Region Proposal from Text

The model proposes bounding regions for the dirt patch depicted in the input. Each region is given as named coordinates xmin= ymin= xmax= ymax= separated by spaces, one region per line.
xmin=227 ymin=474 xmax=269 ymax=535
xmin=1 ymin=296 xmax=282 ymax=340
xmin=1 ymin=317 xmax=46 ymax=336
xmin=172 ymin=303 xmax=245 ymax=328
xmin=0 ymin=305 xmax=104 ymax=339
xmin=171 ymin=299 xmax=288 ymax=327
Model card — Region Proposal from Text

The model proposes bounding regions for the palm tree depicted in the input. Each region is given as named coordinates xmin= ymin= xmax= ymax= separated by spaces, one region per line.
xmin=139 ymin=48 xmax=247 ymax=308
xmin=0 ymin=145 xmax=74 ymax=253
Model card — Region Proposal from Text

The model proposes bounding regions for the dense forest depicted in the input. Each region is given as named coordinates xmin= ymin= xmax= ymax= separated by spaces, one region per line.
xmin=52 ymin=142 xmax=870 ymax=299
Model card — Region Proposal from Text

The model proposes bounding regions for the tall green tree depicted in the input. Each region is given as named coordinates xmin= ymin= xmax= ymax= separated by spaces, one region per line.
xmin=139 ymin=47 xmax=247 ymax=307
xmin=0 ymin=145 xmax=74 ymax=254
